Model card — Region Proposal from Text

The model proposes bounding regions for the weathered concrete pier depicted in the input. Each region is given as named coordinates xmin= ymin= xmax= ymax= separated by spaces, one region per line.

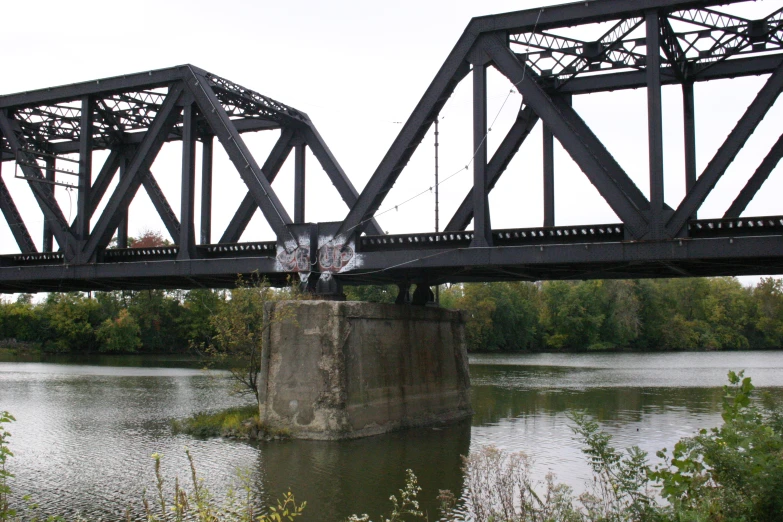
xmin=259 ymin=301 xmax=472 ymax=440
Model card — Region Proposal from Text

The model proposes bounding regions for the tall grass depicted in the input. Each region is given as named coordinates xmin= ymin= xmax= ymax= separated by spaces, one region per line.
xmin=170 ymin=406 xmax=259 ymax=438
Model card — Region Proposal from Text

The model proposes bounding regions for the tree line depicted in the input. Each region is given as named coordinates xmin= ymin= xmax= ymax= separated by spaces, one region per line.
xmin=1 ymin=276 xmax=782 ymax=353
xmin=0 ymin=289 xmax=220 ymax=353
xmin=348 ymin=277 xmax=783 ymax=352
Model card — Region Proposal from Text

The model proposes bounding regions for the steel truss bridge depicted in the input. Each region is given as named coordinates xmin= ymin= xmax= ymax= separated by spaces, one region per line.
xmin=1 ymin=0 xmax=783 ymax=300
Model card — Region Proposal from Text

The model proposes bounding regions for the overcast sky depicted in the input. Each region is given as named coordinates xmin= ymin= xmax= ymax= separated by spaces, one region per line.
xmin=1 ymin=0 xmax=782 ymax=283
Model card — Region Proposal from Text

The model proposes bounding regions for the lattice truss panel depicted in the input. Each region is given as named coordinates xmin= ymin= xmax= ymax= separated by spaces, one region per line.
xmin=0 ymin=74 xmax=306 ymax=156
xmin=0 ymin=64 xmax=375 ymax=273
xmin=509 ymin=5 xmax=783 ymax=85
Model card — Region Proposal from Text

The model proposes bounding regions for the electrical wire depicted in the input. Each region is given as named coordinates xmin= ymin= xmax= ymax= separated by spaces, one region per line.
xmin=342 ymin=8 xmax=544 ymax=239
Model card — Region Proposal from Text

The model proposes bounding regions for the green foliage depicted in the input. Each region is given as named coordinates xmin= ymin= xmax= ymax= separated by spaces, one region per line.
xmin=96 ymin=309 xmax=142 ymax=353
xmin=170 ymin=406 xmax=260 ymax=438
xmin=569 ymin=411 xmax=657 ymax=521
xmin=344 ymin=284 xmax=398 ymax=304
xmin=178 ymin=289 xmax=222 ymax=349
xmin=40 ymin=293 xmax=101 ymax=352
xmin=0 ymin=411 xmax=15 ymax=520
xmin=127 ymin=290 xmax=185 ymax=353
xmin=444 ymin=282 xmax=542 ymax=352
xmin=203 ymin=275 xmax=301 ymax=409
xmin=650 ymin=371 xmax=783 ymax=521
xmin=439 ymin=277 xmax=771 ymax=352
xmin=143 ymin=450 xmax=305 ymax=522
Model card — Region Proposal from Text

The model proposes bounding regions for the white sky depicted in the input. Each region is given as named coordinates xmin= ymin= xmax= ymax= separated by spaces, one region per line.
xmin=1 ymin=0 xmax=782 ymax=284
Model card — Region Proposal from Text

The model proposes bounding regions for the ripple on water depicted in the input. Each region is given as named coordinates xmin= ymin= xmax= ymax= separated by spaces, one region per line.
xmin=3 ymin=352 xmax=783 ymax=519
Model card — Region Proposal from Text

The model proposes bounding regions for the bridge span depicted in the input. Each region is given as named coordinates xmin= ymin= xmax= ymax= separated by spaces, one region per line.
xmin=2 ymin=0 xmax=783 ymax=295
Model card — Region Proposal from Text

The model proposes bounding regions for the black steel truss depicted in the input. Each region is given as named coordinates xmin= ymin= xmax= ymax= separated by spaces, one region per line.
xmin=2 ymin=0 xmax=783 ymax=293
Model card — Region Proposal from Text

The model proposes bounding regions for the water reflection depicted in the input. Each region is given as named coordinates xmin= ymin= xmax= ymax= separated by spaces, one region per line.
xmin=2 ymin=352 xmax=783 ymax=520
xmin=258 ymin=422 xmax=470 ymax=520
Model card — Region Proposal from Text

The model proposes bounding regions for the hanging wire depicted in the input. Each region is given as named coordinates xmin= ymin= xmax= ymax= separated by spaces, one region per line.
xmin=342 ymin=8 xmax=545 ymax=238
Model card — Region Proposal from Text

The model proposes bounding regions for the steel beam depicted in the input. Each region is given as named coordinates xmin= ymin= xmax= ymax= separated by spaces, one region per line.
xmin=445 ymin=106 xmax=539 ymax=232
xmin=117 ymin=153 xmax=128 ymax=248
xmin=0 ymin=111 xmax=78 ymax=257
xmin=543 ymin=123 xmax=555 ymax=228
xmin=724 ymin=133 xmax=783 ymax=218
xmin=184 ymin=68 xmax=293 ymax=241
xmin=471 ymin=61 xmax=492 ymax=247
xmin=557 ymin=55 xmax=783 ymax=95
xmin=74 ymin=97 xmax=92 ymax=244
xmin=86 ymin=149 xmax=121 ymax=219
xmin=668 ymin=60 xmax=783 ymax=236
xmin=43 ymin=157 xmax=54 ymax=252
xmin=473 ymin=0 xmax=742 ymax=35
xmin=485 ymin=34 xmax=650 ymax=239
xmin=682 ymin=81 xmax=697 ymax=220
xmin=219 ymin=129 xmax=295 ymax=243
xmin=294 ymin=141 xmax=305 ymax=223
xmin=200 ymin=135 xmax=213 ymax=244
xmin=0 ymin=66 xmax=188 ymax=109
xmin=82 ymin=84 xmax=184 ymax=262
xmin=179 ymin=102 xmax=197 ymax=260
xmin=647 ymin=11 xmax=665 ymax=239
xmin=0 ymin=162 xmax=36 ymax=254
xmin=142 ymin=170 xmax=180 ymax=244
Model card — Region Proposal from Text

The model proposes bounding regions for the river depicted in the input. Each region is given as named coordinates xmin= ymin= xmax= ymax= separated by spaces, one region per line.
xmin=2 ymin=351 xmax=783 ymax=520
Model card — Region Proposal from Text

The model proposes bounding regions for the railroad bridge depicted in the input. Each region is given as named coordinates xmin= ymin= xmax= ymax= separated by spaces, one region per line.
xmin=2 ymin=0 xmax=783 ymax=299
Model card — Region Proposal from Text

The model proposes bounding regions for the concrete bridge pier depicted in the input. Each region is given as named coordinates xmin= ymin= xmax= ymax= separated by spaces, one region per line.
xmin=259 ymin=300 xmax=472 ymax=440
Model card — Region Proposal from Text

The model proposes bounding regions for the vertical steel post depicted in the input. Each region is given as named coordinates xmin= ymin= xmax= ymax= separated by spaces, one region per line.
xmin=682 ymin=80 xmax=697 ymax=220
xmin=179 ymin=103 xmax=197 ymax=260
xmin=434 ymin=116 xmax=440 ymax=304
xmin=472 ymin=61 xmax=492 ymax=247
xmin=117 ymin=152 xmax=128 ymax=248
xmin=294 ymin=141 xmax=306 ymax=223
xmin=77 ymin=96 xmax=93 ymax=245
xmin=42 ymin=157 xmax=55 ymax=252
xmin=543 ymin=124 xmax=555 ymax=227
xmin=646 ymin=10 xmax=665 ymax=239
xmin=200 ymin=135 xmax=213 ymax=244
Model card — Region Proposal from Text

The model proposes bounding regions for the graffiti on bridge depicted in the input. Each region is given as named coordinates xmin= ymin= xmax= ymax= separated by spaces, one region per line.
xmin=276 ymin=240 xmax=356 ymax=273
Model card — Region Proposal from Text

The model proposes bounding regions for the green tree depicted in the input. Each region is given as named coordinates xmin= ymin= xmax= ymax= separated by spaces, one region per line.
xmin=205 ymin=276 xmax=299 ymax=409
xmin=178 ymin=289 xmax=222 ymax=349
xmin=344 ymin=284 xmax=398 ymax=304
xmin=540 ymin=281 xmax=606 ymax=350
xmin=752 ymin=277 xmax=783 ymax=348
xmin=96 ymin=309 xmax=142 ymax=353
xmin=127 ymin=290 xmax=185 ymax=352
xmin=40 ymin=292 xmax=101 ymax=352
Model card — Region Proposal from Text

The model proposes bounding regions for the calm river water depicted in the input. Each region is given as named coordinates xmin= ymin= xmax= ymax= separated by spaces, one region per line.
xmin=2 ymin=351 xmax=783 ymax=520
